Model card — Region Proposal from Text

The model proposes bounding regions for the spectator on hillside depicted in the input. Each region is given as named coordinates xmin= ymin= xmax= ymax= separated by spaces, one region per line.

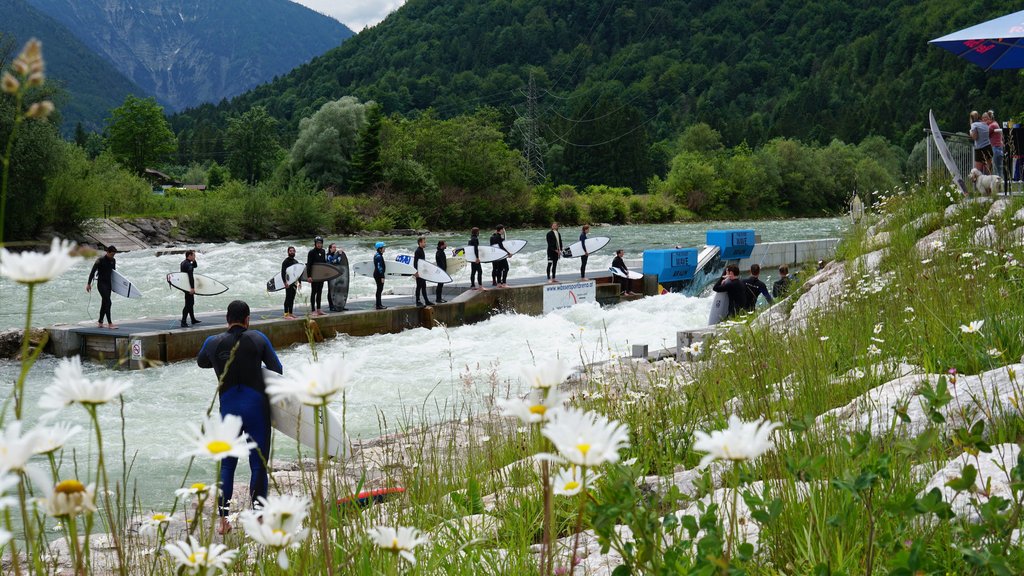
xmin=970 ymin=110 xmax=993 ymax=174
xmin=985 ymin=110 xmax=1004 ymax=181
xmin=772 ymin=264 xmax=792 ymax=298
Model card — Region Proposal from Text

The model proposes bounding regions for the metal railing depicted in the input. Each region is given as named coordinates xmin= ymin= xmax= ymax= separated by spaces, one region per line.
xmin=924 ymin=127 xmax=1021 ymax=194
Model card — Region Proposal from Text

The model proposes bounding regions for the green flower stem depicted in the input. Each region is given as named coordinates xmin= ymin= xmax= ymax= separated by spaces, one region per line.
xmin=567 ymin=468 xmax=589 ymax=574
xmin=88 ymin=404 xmax=126 ymax=576
xmin=15 ymin=476 xmax=37 ymax=576
xmin=5 ymin=508 xmax=23 ymax=576
xmin=13 ymin=284 xmax=35 ymax=420
xmin=725 ymin=464 xmax=741 ymax=570
xmin=313 ymin=404 xmax=335 ymax=576
xmin=65 ymin=514 xmax=83 ymax=576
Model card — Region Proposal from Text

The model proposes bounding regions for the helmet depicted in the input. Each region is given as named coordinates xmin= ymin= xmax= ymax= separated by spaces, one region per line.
xmin=375 ymin=241 xmax=386 ymax=249
xmin=314 ymin=236 xmax=324 ymax=243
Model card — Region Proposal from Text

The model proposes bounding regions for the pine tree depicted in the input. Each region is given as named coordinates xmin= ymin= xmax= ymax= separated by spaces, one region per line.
xmin=347 ymin=103 xmax=384 ymax=194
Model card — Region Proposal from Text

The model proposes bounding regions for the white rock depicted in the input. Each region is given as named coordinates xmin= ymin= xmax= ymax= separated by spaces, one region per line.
xmin=916 ymin=225 xmax=956 ymax=256
xmin=972 ymin=224 xmax=998 ymax=247
xmin=984 ymin=198 xmax=1011 ymax=222
xmin=919 ymin=443 xmax=1021 ymax=521
xmin=1014 ymin=207 xmax=1024 ymax=222
xmin=945 ymin=197 xmax=992 ymax=219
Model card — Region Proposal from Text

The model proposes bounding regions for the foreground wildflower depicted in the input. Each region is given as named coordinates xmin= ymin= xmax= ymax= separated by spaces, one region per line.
xmin=541 ymin=408 xmax=630 ymax=467
xmin=240 ymin=495 xmax=310 ymax=569
xmin=165 ymin=537 xmax=237 ymax=575
xmin=174 ymin=482 xmax=212 ymax=499
xmin=552 ymin=465 xmax=602 ymax=497
xmin=0 ymin=237 xmax=78 ymax=285
xmin=38 ymin=479 xmax=96 ymax=518
xmin=521 ymin=358 xmax=573 ymax=389
xmin=692 ymin=415 xmax=780 ymax=468
xmin=367 ymin=526 xmax=429 ymax=565
xmin=140 ymin=512 xmax=171 ymax=537
xmin=497 ymin=388 xmax=566 ymax=425
xmin=32 ymin=421 xmax=83 ymax=455
xmin=0 ymin=421 xmax=39 ymax=473
xmin=40 ymin=356 xmax=133 ymax=415
xmin=183 ymin=414 xmax=253 ymax=461
xmin=960 ymin=320 xmax=984 ymax=334
xmin=265 ymin=356 xmax=350 ymax=406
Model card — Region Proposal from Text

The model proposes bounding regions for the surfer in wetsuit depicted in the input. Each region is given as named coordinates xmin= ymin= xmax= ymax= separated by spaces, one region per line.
xmin=306 ymin=236 xmax=327 ymax=316
xmin=712 ymin=264 xmax=746 ymax=319
xmin=469 ymin=227 xmax=484 ymax=290
xmin=546 ymin=221 xmax=562 ymax=283
xmin=282 ymin=246 xmax=300 ymax=319
xmin=373 ymin=241 xmax=387 ymax=309
xmin=579 ymin=224 xmax=591 ymax=279
xmin=85 ymin=245 xmax=118 ymax=329
xmin=490 ymin=225 xmax=511 ymax=288
xmin=611 ymin=249 xmax=633 ymax=295
xmin=741 ymin=264 xmax=774 ymax=312
xmin=435 ymin=240 xmax=448 ymax=303
xmin=179 ymin=250 xmax=201 ymax=328
xmin=772 ymin=265 xmax=792 ymax=298
xmin=413 ymin=236 xmax=433 ymax=307
xmin=325 ymin=243 xmax=348 ymax=312
xmin=197 ymin=300 xmax=282 ymax=536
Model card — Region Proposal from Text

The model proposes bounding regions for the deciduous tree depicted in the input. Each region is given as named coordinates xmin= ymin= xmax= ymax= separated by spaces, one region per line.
xmin=106 ymin=95 xmax=177 ymax=175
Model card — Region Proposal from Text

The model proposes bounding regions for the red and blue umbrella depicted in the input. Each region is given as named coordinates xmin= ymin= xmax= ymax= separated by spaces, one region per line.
xmin=930 ymin=10 xmax=1024 ymax=70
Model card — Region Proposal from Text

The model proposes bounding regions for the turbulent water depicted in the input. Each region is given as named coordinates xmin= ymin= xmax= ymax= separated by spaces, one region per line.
xmin=0 ymin=218 xmax=845 ymax=506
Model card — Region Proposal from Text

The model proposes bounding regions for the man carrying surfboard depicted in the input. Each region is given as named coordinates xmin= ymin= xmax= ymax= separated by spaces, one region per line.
xmin=489 ymin=225 xmax=512 ymax=288
xmin=611 ymin=249 xmax=634 ymax=295
xmin=579 ymin=224 xmax=591 ymax=279
xmin=468 ymin=227 xmax=484 ymax=290
xmin=306 ymin=236 xmax=327 ymax=316
xmin=373 ymin=241 xmax=387 ymax=309
xmin=197 ymin=300 xmax=282 ymax=535
xmin=413 ymin=237 xmax=433 ymax=307
xmin=179 ymin=250 xmax=201 ymax=328
xmin=85 ymin=245 xmax=118 ymax=329
xmin=546 ymin=222 xmax=562 ymax=283
xmin=435 ymin=240 xmax=448 ymax=303
xmin=281 ymin=246 xmax=301 ymax=319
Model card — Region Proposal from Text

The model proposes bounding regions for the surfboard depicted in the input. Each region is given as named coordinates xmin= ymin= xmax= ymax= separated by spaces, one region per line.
xmin=393 ymin=254 xmax=453 ymax=284
xmin=563 ymin=236 xmax=610 ymax=258
xmin=929 ymin=109 xmax=969 ymax=197
xmin=111 ymin=270 xmax=142 ymax=299
xmin=446 ymin=255 xmax=466 ymax=275
xmin=165 ymin=272 xmax=229 ymax=296
xmin=306 ymin=262 xmax=342 ymax=282
xmin=266 ymin=263 xmax=306 ymax=292
xmin=264 ymin=369 xmax=349 ymax=458
xmin=351 ymin=259 xmax=417 ymax=279
xmin=610 ymin=267 xmax=643 ymax=280
xmin=327 ymin=253 xmax=350 ymax=311
xmin=461 ymin=239 xmax=528 ymax=263
xmin=337 ymin=487 xmax=405 ymax=508
xmin=708 ymin=292 xmax=730 ymax=325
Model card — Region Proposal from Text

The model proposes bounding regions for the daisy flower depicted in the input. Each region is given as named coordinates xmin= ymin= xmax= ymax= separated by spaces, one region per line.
xmin=182 ymin=414 xmax=253 ymax=462
xmin=680 ymin=342 xmax=703 ymax=356
xmin=551 ymin=465 xmax=602 ymax=497
xmin=265 ymin=356 xmax=350 ymax=406
xmin=367 ymin=526 xmax=429 ymax=566
xmin=0 ymin=421 xmax=39 ymax=473
xmin=174 ymin=482 xmax=211 ymax=499
xmin=520 ymin=358 xmax=572 ymax=389
xmin=0 ymin=237 xmax=78 ymax=285
xmin=541 ymin=408 xmax=630 ymax=467
xmin=139 ymin=512 xmax=171 ymax=537
xmin=960 ymin=320 xmax=984 ymax=334
xmin=39 ymin=356 xmax=133 ymax=415
xmin=164 ymin=537 xmax=236 ymax=575
xmin=37 ymin=479 xmax=96 ymax=518
xmin=988 ymin=348 xmax=1003 ymax=358
xmin=692 ymin=415 xmax=780 ymax=468
xmin=873 ymin=323 xmax=884 ymax=334
xmin=32 ymin=422 xmax=82 ymax=455
xmin=867 ymin=344 xmax=882 ymax=356
xmin=240 ymin=495 xmax=310 ymax=569
xmin=497 ymin=388 xmax=566 ymax=425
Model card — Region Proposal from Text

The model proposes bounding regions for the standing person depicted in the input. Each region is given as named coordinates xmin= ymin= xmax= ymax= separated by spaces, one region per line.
xmin=373 ymin=241 xmax=387 ymax=310
xmin=489 ymin=225 xmax=512 ymax=288
xmin=741 ymin=264 xmax=774 ymax=312
xmin=435 ymin=240 xmax=448 ymax=303
xmin=281 ymin=246 xmax=301 ymax=319
xmin=546 ymin=221 xmax=562 ymax=283
xmin=772 ymin=264 xmax=792 ymax=298
xmin=712 ymin=265 xmax=746 ymax=319
xmin=985 ymin=110 xmax=1004 ymax=183
xmin=179 ymin=250 xmax=201 ymax=328
xmin=325 ymin=243 xmax=346 ymax=312
xmin=468 ymin=227 xmax=484 ymax=290
xmin=85 ymin=245 xmax=118 ymax=329
xmin=197 ymin=300 xmax=282 ymax=536
xmin=306 ymin=236 xmax=327 ymax=316
xmin=579 ymin=224 xmax=591 ymax=279
xmin=611 ymin=249 xmax=633 ymax=295
xmin=413 ymin=236 xmax=433 ymax=307
xmin=970 ymin=110 xmax=993 ymax=174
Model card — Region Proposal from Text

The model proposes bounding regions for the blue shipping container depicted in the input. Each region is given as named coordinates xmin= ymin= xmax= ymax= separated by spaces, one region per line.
xmin=642 ymin=248 xmax=698 ymax=281
xmin=706 ymin=230 xmax=755 ymax=259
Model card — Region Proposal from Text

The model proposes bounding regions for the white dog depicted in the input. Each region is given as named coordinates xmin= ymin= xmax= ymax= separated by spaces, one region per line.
xmin=969 ymin=168 xmax=1002 ymax=196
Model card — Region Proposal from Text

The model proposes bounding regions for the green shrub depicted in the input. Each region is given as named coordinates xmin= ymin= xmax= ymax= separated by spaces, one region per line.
xmin=276 ymin=191 xmax=329 ymax=236
xmin=587 ymin=192 xmax=629 ymax=224
xmin=366 ymin=214 xmax=395 ymax=231
xmin=187 ymin=190 xmax=242 ymax=239
xmin=331 ymin=196 xmax=366 ymax=233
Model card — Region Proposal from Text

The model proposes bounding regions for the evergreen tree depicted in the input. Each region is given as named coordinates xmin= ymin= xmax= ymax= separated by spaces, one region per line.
xmin=347 ymin=103 xmax=384 ymax=194
xmin=226 ymin=106 xmax=281 ymax=185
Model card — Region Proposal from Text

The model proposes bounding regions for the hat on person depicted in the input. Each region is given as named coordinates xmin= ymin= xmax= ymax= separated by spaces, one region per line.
xmin=314 ymin=236 xmax=324 ymax=243
xmin=375 ymin=241 xmax=386 ymax=249
xmin=105 ymin=245 xmax=118 ymax=253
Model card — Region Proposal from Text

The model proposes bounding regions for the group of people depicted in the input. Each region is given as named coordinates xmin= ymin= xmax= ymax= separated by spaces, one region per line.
xmin=712 ymin=263 xmax=793 ymax=319
xmin=970 ymin=109 xmax=1004 ymax=177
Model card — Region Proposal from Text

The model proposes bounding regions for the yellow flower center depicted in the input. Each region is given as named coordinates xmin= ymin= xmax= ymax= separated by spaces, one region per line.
xmin=190 ymin=482 xmax=207 ymax=491
xmin=273 ymin=529 xmax=285 ymax=536
xmin=152 ymin=514 xmax=168 ymax=522
xmin=390 ymin=538 xmax=399 ymax=550
xmin=564 ymin=481 xmax=580 ymax=491
xmin=187 ymin=551 xmax=206 ymax=564
xmin=206 ymin=440 xmax=231 ymax=454
xmin=528 ymin=405 xmax=547 ymax=416
xmin=55 ymin=479 xmax=85 ymax=495
xmin=576 ymin=443 xmax=591 ymax=456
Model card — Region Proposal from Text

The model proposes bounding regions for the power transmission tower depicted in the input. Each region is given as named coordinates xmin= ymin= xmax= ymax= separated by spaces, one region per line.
xmin=516 ymin=73 xmax=545 ymax=184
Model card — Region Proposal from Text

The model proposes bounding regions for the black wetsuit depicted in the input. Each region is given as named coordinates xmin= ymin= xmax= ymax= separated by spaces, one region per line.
xmin=469 ymin=235 xmax=483 ymax=288
xmin=306 ymin=246 xmax=326 ymax=312
xmin=611 ymin=255 xmax=629 ymax=294
xmin=546 ymin=229 xmax=562 ymax=280
xmin=281 ymin=255 xmax=299 ymax=315
xmin=579 ymin=231 xmax=589 ymax=278
xmin=435 ymin=247 xmax=447 ymax=302
xmin=772 ymin=275 xmax=792 ymax=298
xmin=197 ymin=325 xmax=282 ymax=517
xmin=741 ymin=276 xmax=773 ymax=312
xmin=489 ymin=232 xmax=509 ymax=285
xmin=713 ymin=276 xmax=747 ymax=318
xmin=373 ymin=251 xmax=386 ymax=308
xmin=88 ymin=255 xmax=116 ymax=324
xmin=180 ymin=258 xmax=198 ymax=325
xmin=414 ymin=245 xmax=431 ymax=306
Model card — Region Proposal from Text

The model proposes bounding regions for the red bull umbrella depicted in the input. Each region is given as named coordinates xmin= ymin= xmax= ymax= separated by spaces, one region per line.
xmin=930 ymin=10 xmax=1024 ymax=70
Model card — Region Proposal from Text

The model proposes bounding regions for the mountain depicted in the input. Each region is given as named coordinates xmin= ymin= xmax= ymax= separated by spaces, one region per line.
xmin=25 ymin=0 xmax=354 ymax=112
xmin=170 ymin=0 xmax=1024 ymax=156
xmin=1 ymin=0 xmax=148 ymax=132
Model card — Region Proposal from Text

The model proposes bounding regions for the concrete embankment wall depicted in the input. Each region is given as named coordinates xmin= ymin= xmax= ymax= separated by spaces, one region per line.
xmin=737 ymin=238 xmax=839 ymax=272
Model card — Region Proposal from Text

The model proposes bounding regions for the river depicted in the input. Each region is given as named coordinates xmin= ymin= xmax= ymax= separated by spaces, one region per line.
xmin=0 ymin=218 xmax=846 ymax=507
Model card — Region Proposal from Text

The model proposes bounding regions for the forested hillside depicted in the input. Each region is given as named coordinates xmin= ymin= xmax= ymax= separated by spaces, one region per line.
xmin=171 ymin=0 xmax=1024 ymax=189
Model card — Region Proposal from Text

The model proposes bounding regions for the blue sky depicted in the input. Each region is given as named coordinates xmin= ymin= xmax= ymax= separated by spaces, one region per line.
xmin=291 ymin=0 xmax=405 ymax=31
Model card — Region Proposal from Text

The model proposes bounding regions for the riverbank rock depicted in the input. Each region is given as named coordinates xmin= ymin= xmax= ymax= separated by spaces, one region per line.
xmin=113 ymin=218 xmax=185 ymax=245
xmin=919 ymin=443 xmax=1020 ymax=521
xmin=0 ymin=328 xmax=46 ymax=359
xmin=984 ymin=198 xmax=1011 ymax=223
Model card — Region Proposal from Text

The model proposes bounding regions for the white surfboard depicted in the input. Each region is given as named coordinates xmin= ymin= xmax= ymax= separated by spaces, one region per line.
xmin=166 ymin=272 xmax=229 ymax=296
xmin=266 ymin=263 xmax=306 ymax=292
xmin=264 ymin=369 xmax=349 ymax=458
xmin=111 ymin=270 xmax=142 ymax=299
xmin=351 ymin=259 xmax=417 ymax=279
xmin=563 ymin=236 xmax=610 ymax=258
xmin=929 ymin=109 xmax=968 ymax=197
xmin=393 ymin=254 xmax=453 ymax=284
xmin=610 ymin=267 xmax=642 ymax=280
xmin=462 ymin=239 xmax=527 ymax=263
xmin=446 ymin=255 xmax=466 ymax=275
xmin=708 ymin=292 xmax=730 ymax=326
